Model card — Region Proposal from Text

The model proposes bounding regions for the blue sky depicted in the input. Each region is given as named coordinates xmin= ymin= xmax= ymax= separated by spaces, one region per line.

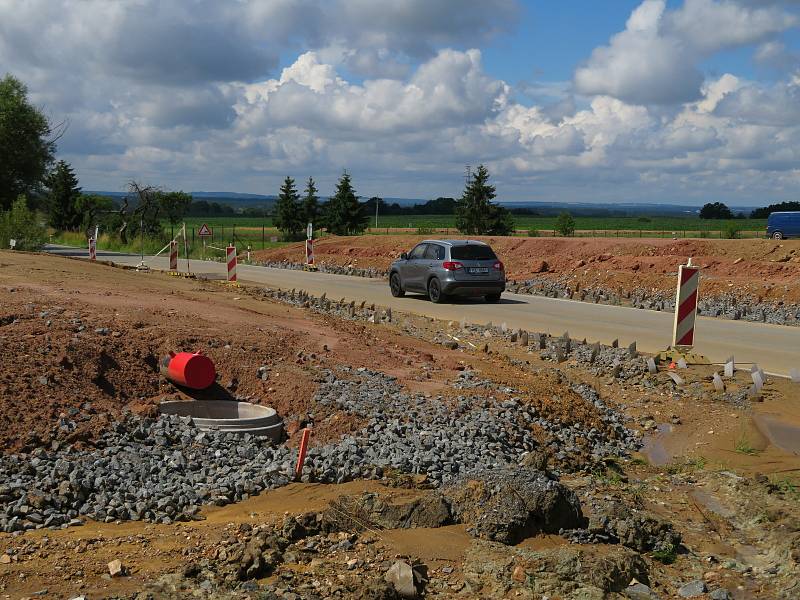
xmin=2 ymin=0 xmax=799 ymax=205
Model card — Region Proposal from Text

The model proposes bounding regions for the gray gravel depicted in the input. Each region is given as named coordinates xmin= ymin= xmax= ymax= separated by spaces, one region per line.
xmin=0 ymin=368 xmax=639 ymax=534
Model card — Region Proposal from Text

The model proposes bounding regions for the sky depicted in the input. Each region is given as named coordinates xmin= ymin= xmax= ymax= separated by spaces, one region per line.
xmin=1 ymin=0 xmax=799 ymax=205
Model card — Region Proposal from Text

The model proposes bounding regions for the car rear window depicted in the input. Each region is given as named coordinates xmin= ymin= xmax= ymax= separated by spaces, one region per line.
xmin=450 ymin=245 xmax=497 ymax=260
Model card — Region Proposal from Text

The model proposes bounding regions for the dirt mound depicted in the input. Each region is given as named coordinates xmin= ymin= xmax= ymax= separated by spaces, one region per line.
xmin=253 ymin=235 xmax=800 ymax=302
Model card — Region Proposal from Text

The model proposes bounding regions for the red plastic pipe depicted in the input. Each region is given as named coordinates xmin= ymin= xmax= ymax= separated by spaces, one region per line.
xmin=161 ymin=351 xmax=216 ymax=390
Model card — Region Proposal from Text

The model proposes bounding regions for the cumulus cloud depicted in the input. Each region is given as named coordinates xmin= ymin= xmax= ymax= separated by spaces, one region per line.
xmin=0 ymin=0 xmax=799 ymax=203
xmin=574 ymin=0 xmax=797 ymax=105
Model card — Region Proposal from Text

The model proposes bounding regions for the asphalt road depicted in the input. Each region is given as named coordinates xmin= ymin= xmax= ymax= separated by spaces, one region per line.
xmin=46 ymin=245 xmax=800 ymax=376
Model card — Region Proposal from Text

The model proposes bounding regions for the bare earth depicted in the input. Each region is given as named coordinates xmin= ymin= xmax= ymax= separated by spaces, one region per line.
xmin=254 ymin=235 xmax=800 ymax=303
xmin=0 ymin=250 xmax=798 ymax=599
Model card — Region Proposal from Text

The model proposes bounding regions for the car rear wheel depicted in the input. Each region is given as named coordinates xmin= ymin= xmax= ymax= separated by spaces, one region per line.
xmin=772 ymin=231 xmax=784 ymax=240
xmin=428 ymin=278 xmax=445 ymax=303
xmin=485 ymin=293 xmax=501 ymax=303
xmin=389 ymin=272 xmax=404 ymax=297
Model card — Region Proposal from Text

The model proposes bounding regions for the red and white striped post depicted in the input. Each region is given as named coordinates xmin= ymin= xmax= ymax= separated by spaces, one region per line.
xmin=88 ymin=237 xmax=96 ymax=261
xmin=305 ymin=238 xmax=314 ymax=266
xmin=672 ymin=260 xmax=700 ymax=348
xmin=169 ymin=240 xmax=178 ymax=271
xmin=295 ymin=428 xmax=311 ymax=480
xmin=226 ymin=245 xmax=237 ymax=282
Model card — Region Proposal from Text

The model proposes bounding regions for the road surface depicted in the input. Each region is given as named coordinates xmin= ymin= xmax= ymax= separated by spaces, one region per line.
xmin=46 ymin=245 xmax=800 ymax=376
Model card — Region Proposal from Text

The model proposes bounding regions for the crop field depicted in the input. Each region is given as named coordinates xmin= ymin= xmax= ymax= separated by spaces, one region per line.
xmin=176 ymin=214 xmax=770 ymax=240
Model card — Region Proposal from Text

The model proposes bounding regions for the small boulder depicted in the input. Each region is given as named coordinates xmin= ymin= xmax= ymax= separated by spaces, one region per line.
xmin=108 ymin=559 xmax=126 ymax=577
xmin=677 ymin=580 xmax=706 ymax=597
xmin=385 ymin=560 xmax=416 ymax=598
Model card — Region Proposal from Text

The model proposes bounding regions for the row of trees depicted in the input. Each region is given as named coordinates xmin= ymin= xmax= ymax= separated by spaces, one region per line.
xmin=700 ymin=201 xmax=800 ymax=220
xmin=272 ymin=165 xmax=516 ymax=239
xmin=273 ymin=172 xmax=370 ymax=239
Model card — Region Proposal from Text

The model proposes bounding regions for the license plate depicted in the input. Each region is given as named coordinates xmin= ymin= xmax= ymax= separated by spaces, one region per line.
xmin=469 ymin=267 xmax=489 ymax=274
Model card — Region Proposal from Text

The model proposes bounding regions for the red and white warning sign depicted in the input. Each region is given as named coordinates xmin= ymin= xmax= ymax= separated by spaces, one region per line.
xmin=672 ymin=261 xmax=700 ymax=348
xmin=226 ymin=245 xmax=237 ymax=282
xmin=198 ymin=223 xmax=213 ymax=237
xmin=169 ymin=240 xmax=178 ymax=271
xmin=305 ymin=238 xmax=314 ymax=265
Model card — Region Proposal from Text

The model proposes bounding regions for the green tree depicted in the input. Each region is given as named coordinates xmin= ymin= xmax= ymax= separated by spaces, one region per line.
xmin=699 ymin=202 xmax=733 ymax=219
xmin=750 ymin=201 xmax=800 ymax=219
xmin=46 ymin=160 xmax=82 ymax=230
xmin=555 ymin=211 xmax=576 ymax=236
xmin=0 ymin=75 xmax=56 ymax=210
xmin=159 ymin=191 xmax=192 ymax=226
xmin=0 ymin=195 xmax=46 ymax=250
xmin=274 ymin=176 xmax=303 ymax=240
xmin=455 ymin=164 xmax=514 ymax=235
xmin=325 ymin=171 xmax=367 ymax=236
xmin=302 ymin=176 xmax=319 ymax=229
xmin=75 ymin=193 xmax=115 ymax=236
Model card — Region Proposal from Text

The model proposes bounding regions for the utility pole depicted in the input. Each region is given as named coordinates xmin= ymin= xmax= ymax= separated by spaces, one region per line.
xmin=375 ymin=199 xmax=379 ymax=229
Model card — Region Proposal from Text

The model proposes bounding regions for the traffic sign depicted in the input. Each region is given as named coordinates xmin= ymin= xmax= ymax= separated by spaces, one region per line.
xmin=198 ymin=223 xmax=213 ymax=237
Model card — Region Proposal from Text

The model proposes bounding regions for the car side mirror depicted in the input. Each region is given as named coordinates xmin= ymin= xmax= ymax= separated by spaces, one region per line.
xmin=400 ymin=252 xmax=408 ymax=260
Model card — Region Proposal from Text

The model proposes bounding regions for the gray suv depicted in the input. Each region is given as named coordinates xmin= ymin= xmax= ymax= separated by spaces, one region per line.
xmin=389 ymin=240 xmax=505 ymax=303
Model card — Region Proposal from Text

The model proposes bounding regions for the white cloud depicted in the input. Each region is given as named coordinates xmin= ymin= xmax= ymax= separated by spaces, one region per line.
xmin=1 ymin=0 xmax=799 ymax=204
xmin=574 ymin=0 xmax=797 ymax=105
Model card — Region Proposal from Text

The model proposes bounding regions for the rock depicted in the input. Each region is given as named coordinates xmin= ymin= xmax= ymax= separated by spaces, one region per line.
xmin=512 ymin=565 xmax=527 ymax=582
xmin=444 ymin=467 xmax=585 ymax=545
xmin=709 ymin=589 xmax=730 ymax=600
xmin=385 ymin=560 xmax=416 ymax=598
xmin=532 ymin=260 xmax=549 ymax=273
xmin=108 ymin=558 xmax=126 ymax=577
xmin=0 ymin=554 xmax=10 ymax=564
xmin=677 ymin=580 xmax=707 ymax=597
xmin=442 ymin=340 xmax=458 ymax=350
xmin=626 ymin=582 xmax=661 ymax=599
xmin=324 ymin=493 xmax=451 ymax=531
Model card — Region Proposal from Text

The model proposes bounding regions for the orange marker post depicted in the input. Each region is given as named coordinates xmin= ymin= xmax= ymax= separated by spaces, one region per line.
xmin=295 ymin=428 xmax=312 ymax=481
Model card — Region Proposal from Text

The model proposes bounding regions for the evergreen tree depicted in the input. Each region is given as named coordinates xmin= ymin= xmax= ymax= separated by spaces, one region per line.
xmin=274 ymin=176 xmax=303 ymax=240
xmin=302 ymin=176 xmax=319 ymax=229
xmin=46 ymin=160 xmax=82 ymax=230
xmin=455 ymin=164 xmax=514 ymax=235
xmin=325 ymin=171 xmax=368 ymax=236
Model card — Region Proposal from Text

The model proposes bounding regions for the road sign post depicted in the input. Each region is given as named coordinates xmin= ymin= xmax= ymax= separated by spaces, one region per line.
xmin=198 ymin=223 xmax=212 ymax=260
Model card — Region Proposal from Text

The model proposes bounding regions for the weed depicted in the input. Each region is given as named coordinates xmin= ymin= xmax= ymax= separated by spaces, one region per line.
xmin=652 ymin=543 xmax=678 ymax=564
xmin=734 ymin=434 xmax=759 ymax=456
xmin=665 ymin=456 xmax=707 ymax=474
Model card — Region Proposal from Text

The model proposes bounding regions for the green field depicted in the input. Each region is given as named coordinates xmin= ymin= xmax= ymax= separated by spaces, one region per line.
xmin=61 ymin=214 xmax=768 ymax=256
xmin=175 ymin=214 xmax=769 ymax=239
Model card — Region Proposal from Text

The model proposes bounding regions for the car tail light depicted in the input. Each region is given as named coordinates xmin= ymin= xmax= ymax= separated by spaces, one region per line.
xmin=493 ymin=261 xmax=504 ymax=271
xmin=442 ymin=261 xmax=464 ymax=271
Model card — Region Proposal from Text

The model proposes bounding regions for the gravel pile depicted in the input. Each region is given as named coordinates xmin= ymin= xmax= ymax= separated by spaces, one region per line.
xmin=537 ymin=334 xmax=648 ymax=380
xmin=0 ymin=415 xmax=296 ymax=533
xmin=0 ymin=367 xmax=638 ymax=534
xmin=252 ymin=259 xmax=386 ymax=280
xmin=305 ymin=368 xmax=640 ymax=484
xmin=507 ymin=278 xmax=800 ymax=327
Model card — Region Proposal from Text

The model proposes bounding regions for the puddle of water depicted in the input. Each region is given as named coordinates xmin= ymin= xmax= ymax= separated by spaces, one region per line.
xmin=689 ymin=489 xmax=735 ymax=519
xmin=752 ymin=414 xmax=800 ymax=456
xmin=642 ymin=423 xmax=674 ymax=466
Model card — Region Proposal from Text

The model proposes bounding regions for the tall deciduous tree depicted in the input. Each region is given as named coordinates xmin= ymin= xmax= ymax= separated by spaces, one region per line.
xmin=0 ymin=75 xmax=56 ymax=210
xmin=0 ymin=195 xmax=46 ymax=251
xmin=46 ymin=160 xmax=82 ymax=230
xmin=699 ymin=202 xmax=733 ymax=219
xmin=325 ymin=171 xmax=367 ymax=236
xmin=159 ymin=191 xmax=192 ymax=226
xmin=455 ymin=164 xmax=514 ymax=235
xmin=302 ymin=176 xmax=319 ymax=228
xmin=555 ymin=211 xmax=575 ymax=236
xmin=274 ymin=176 xmax=303 ymax=240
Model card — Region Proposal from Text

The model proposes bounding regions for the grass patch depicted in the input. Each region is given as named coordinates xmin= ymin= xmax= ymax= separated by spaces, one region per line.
xmin=652 ymin=543 xmax=678 ymax=564
xmin=734 ymin=433 xmax=760 ymax=456
xmin=664 ymin=456 xmax=707 ymax=474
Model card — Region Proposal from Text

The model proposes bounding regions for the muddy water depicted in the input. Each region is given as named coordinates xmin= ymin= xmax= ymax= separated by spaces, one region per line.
xmin=641 ymin=423 xmax=674 ymax=466
xmin=752 ymin=413 xmax=800 ymax=456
